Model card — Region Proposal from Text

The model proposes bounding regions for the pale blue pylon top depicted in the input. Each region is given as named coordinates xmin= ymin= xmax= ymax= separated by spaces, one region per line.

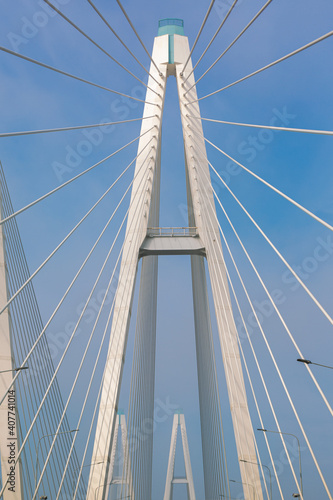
xmin=158 ymin=18 xmax=184 ymax=36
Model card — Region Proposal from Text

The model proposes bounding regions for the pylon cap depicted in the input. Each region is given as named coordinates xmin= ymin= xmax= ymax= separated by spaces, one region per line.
xmin=158 ymin=19 xmax=184 ymax=36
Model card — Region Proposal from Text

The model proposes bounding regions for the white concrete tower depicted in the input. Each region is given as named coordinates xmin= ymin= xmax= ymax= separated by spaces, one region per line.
xmin=102 ymin=412 xmax=133 ymax=500
xmin=87 ymin=20 xmax=263 ymax=500
xmin=163 ymin=413 xmax=196 ymax=500
xmin=0 ymin=179 xmax=23 ymax=500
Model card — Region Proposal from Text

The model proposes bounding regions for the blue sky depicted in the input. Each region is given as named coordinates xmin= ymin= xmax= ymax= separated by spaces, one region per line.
xmin=1 ymin=0 xmax=333 ymax=499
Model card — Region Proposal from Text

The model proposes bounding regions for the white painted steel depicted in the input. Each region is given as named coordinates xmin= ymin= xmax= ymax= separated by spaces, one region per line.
xmin=88 ymin=29 xmax=263 ymax=500
xmin=176 ymin=33 xmax=263 ymax=500
xmin=126 ymin=136 xmax=160 ymax=500
xmin=191 ymin=254 xmax=229 ymax=500
xmin=179 ymin=414 xmax=196 ymax=500
xmin=86 ymin=35 xmax=168 ymax=500
xmin=139 ymin=235 xmax=205 ymax=256
xmin=0 ymin=199 xmax=23 ymax=499
xmin=106 ymin=414 xmax=133 ymax=498
xmin=163 ymin=414 xmax=196 ymax=500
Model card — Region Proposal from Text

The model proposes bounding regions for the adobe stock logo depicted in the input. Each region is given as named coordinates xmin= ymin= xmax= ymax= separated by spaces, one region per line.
xmin=51 ymin=85 xmax=146 ymax=183
xmin=214 ymin=0 xmax=245 ymax=21
xmin=7 ymin=0 xmax=72 ymax=53
xmin=178 ymin=106 xmax=296 ymax=223
xmin=236 ymin=107 xmax=296 ymax=162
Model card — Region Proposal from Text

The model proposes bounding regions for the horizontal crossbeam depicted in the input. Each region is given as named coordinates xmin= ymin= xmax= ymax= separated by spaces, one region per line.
xmin=139 ymin=235 xmax=205 ymax=257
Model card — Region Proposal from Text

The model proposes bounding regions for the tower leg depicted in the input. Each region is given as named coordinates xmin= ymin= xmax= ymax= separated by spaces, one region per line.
xmin=127 ymin=254 xmax=158 ymax=500
xmin=106 ymin=414 xmax=134 ymax=500
xmin=191 ymin=254 xmax=229 ymax=500
xmin=163 ymin=415 xmax=178 ymax=500
xmin=127 ymin=108 xmax=160 ymax=500
xmin=0 ymin=187 xmax=23 ymax=500
xmin=86 ymin=34 xmax=167 ymax=500
xmin=175 ymin=33 xmax=263 ymax=500
xmin=179 ymin=414 xmax=196 ymax=500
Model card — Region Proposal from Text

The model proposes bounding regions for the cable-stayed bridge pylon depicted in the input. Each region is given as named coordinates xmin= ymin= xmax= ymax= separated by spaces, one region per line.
xmin=1 ymin=4 xmax=332 ymax=499
xmin=87 ymin=20 xmax=263 ymax=500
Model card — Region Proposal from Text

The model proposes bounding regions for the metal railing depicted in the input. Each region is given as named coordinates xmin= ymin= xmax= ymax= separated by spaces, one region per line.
xmin=147 ymin=227 xmax=197 ymax=237
xmin=158 ymin=18 xmax=184 ymax=28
